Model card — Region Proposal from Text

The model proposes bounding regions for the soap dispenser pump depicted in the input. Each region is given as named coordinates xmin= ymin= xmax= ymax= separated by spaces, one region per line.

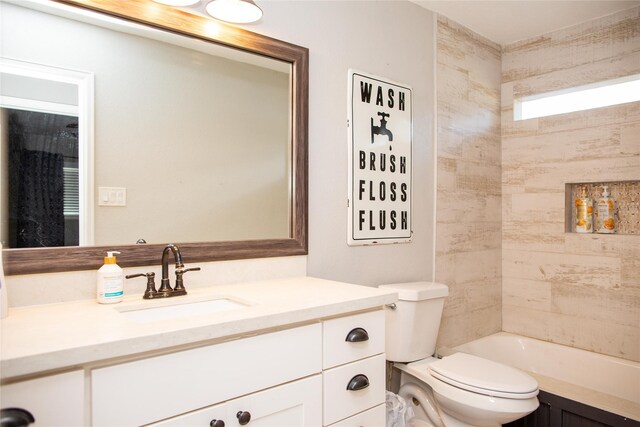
xmin=97 ymin=251 xmax=124 ymax=304
xmin=595 ymin=185 xmax=616 ymax=234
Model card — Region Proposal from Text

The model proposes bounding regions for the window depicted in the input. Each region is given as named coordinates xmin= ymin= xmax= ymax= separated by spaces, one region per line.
xmin=63 ymin=166 xmax=80 ymax=217
xmin=514 ymin=74 xmax=640 ymax=121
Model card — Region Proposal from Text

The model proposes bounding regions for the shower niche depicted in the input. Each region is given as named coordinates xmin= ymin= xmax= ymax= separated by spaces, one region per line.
xmin=565 ymin=180 xmax=639 ymax=235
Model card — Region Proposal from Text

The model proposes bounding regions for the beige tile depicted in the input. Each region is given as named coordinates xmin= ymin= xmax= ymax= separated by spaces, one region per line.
xmin=507 ymin=192 xmax=565 ymax=222
xmin=437 ymin=190 xmax=501 ymax=224
xmin=620 ymin=120 xmax=640 ymax=155
xmin=502 ymin=221 xmax=565 ymax=253
xmin=462 ymin=130 xmax=501 ymax=166
xmin=436 ymin=221 xmax=501 ymax=255
xmin=437 ymin=63 xmax=469 ymax=101
xmin=436 ymin=157 xmax=457 ymax=191
xmin=551 ymin=283 xmax=640 ymax=327
xmin=442 ymin=278 xmax=501 ymax=318
xmin=456 ymin=158 xmax=502 ymax=195
xmin=438 ymin=305 xmax=502 ymax=349
xmin=435 ymin=253 xmax=457 ymax=285
xmin=564 ymin=233 xmax=640 ymax=258
xmin=455 ymin=249 xmax=501 ymax=284
xmin=504 ymin=305 xmax=640 ymax=361
xmin=502 ymin=124 xmax=626 ymax=168
xmin=503 ymin=277 xmax=552 ymax=311
xmin=512 ymin=51 xmax=640 ymax=98
xmin=436 ymin=11 xmax=502 ymax=349
xmin=502 ymin=249 xmax=622 ymax=289
xmin=538 ymin=102 xmax=640 ymax=134
xmin=621 ymin=256 xmax=640 ymax=287
xmin=504 ymin=156 xmax=640 ymax=193
xmin=502 ymin=8 xmax=640 ymax=82
xmin=502 ymin=305 xmax=551 ymax=342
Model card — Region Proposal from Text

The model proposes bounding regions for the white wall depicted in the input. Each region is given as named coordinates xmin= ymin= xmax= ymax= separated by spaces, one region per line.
xmin=247 ymin=1 xmax=436 ymax=286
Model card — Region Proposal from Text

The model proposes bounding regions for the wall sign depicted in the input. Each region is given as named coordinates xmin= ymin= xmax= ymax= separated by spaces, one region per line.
xmin=348 ymin=70 xmax=412 ymax=246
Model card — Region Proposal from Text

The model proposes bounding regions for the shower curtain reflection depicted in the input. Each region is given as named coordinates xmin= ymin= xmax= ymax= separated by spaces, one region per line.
xmin=4 ymin=109 xmax=79 ymax=247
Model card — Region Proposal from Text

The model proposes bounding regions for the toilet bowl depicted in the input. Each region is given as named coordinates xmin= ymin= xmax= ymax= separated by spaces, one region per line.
xmin=379 ymin=282 xmax=539 ymax=427
xmin=398 ymin=354 xmax=539 ymax=427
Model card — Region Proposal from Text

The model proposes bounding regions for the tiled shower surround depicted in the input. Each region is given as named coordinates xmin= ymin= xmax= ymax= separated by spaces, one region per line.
xmin=435 ymin=6 xmax=639 ymax=361
xmin=501 ymin=7 xmax=640 ymax=361
xmin=435 ymin=16 xmax=503 ymax=348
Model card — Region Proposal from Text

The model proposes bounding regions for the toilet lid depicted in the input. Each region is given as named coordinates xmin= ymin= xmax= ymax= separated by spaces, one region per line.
xmin=428 ymin=353 xmax=538 ymax=399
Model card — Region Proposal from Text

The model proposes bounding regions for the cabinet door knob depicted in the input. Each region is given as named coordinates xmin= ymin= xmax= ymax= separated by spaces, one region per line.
xmin=0 ymin=408 xmax=35 ymax=427
xmin=346 ymin=374 xmax=370 ymax=391
xmin=236 ymin=411 xmax=251 ymax=425
xmin=345 ymin=327 xmax=369 ymax=342
xmin=209 ymin=419 xmax=225 ymax=427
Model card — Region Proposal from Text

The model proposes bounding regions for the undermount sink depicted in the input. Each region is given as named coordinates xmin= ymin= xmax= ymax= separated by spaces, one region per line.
xmin=117 ymin=297 xmax=249 ymax=323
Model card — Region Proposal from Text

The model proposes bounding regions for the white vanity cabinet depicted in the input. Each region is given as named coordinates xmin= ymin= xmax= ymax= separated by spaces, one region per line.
xmin=1 ymin=308 xmax=387 ymax=427
xmin=91 ymin=324 xmax=322 ymax=426
xmin=91 ymin=310 xmax=386 ymax=427
xmin=0 ymin=370 xmax=85 ymax=426
xmin=322 ymin=310 xmax=386 ymax=426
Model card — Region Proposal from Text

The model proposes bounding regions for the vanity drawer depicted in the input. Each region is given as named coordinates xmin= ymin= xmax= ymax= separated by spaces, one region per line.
xmin=1 ymin=370 xmax=84 ymax=426
xmin=323 ymin=310 xmax=384 ymax=369
xmin=92 ymin=323 xmax=321 ymax=427
xmin=150 ymin=375 xmax=322 ymax=427
xmin=327 ymin=403 xmax=385 ymax=427
xmin=323 ymin=354 xmax=386 ymax=426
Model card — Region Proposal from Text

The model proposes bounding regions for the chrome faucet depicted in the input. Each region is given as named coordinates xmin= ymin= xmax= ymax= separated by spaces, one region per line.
xmin=125 ymin=243 xmax=200 ymax=299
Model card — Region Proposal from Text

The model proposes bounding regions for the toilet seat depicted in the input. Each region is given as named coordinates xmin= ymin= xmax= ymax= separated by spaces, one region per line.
xmin=428 ymin=353 xmax=538 ymax=399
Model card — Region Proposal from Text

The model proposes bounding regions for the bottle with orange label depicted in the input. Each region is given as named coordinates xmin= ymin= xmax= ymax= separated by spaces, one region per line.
xmin=595 ymin=185 xmax=616 ymax=234
xmin=575 ymin=186 xmax=593 ymax=233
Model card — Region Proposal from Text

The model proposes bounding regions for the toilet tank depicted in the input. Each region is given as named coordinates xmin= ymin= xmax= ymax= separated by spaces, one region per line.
xmin=378 ymin=282 xmax=448 ymax=363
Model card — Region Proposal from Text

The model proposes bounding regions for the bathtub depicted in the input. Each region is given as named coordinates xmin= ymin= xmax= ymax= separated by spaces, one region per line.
xmin=453 ymin=332 xmax=640 ymax=421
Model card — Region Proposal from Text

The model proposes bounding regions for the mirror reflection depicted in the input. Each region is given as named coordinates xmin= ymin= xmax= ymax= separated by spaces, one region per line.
xmin=0 ymin=1 xmax=292 ymax=249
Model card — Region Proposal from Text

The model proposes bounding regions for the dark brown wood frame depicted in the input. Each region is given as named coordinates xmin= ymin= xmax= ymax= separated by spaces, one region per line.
xmin=3 ymin=0 xmax=308 ymax=275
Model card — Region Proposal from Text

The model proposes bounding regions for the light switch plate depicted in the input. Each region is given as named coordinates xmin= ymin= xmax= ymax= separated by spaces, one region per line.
xmin=98 ymin=187 xmax=126 ymax=206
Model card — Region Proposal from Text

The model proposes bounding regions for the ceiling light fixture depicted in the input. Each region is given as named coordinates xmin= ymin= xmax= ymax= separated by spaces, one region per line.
xmin=205 ymin=0 xmax=263 ymax=24
xmin=152 ymin=0 xmax=200 ymax=6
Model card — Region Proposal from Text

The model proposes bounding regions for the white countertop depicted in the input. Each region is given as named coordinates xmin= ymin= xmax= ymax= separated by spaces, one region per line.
xmin=1 ymin=276 xmax=397 ymax=380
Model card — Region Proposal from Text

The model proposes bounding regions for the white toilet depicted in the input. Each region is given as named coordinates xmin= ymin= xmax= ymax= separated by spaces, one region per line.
xmin=379 ymin=282 xmax=539 ymax=427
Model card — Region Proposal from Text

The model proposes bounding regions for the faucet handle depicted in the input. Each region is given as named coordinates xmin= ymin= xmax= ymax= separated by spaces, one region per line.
xmin=126 ymin=272 xmax=158 ymax=299
xmin=173 ymin=266 xmax=200 ymax=296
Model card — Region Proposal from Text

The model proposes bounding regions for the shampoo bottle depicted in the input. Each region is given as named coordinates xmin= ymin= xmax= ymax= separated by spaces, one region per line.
xmin=575 ymin=186 xmax=593 ymax=233
xmin=595 ymin=185 xmax=616 ymax=234
xmin=97 ymin=251 xmax=124 ymax=304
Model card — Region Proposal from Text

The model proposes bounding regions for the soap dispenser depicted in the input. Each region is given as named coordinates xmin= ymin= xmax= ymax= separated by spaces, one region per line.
xmin=97 ymin=251 xmax=124 ymax=304
xmin=575 ymin=186 xmax=593 ymax=233
xmin=595 ymin=185 xmax=616 ymax=234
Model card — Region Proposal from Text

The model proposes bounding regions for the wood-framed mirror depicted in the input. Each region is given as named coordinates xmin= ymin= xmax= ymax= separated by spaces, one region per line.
xmin=1 ymin=0 xmax=308 ymax=275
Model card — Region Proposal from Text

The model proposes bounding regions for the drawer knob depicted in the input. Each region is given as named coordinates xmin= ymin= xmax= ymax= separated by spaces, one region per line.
xmin=0 ymin=408 xmax=35 ymax=427
xmin=209 ymin=420 xmax=225 ymax=427
xmin=346 ymin=374 xmax=370 ymax=391
xmin=236 ymin=411 xmax=251 ymax=425
xmin=345 ymin=327 xmax=369 ymax=342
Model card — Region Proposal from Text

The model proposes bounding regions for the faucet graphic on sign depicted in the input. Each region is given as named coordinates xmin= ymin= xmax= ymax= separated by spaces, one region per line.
xmin=371 ymin=112 xmax=393 ymax=144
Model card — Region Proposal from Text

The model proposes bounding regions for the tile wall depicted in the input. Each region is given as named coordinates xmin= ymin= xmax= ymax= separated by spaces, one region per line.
xmin=501 ymin=7 xmax=640 ymax=361
xmin=435 ymin=16 xmax=503 ymax=348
